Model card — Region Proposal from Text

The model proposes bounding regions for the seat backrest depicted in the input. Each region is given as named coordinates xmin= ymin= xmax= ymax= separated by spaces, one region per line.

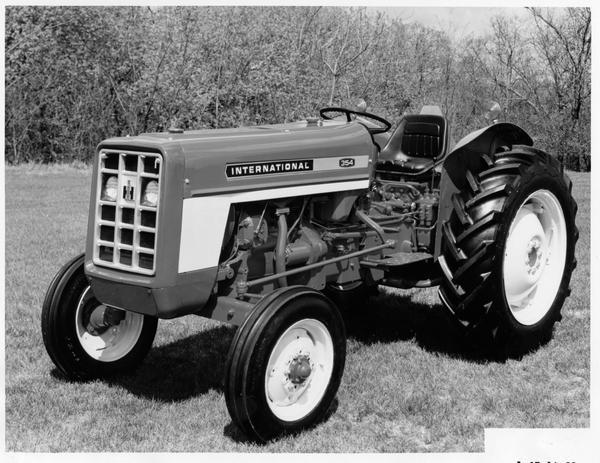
xmin=402 ymin=120 xmax=441 ymax=158
xmin=380 ymin=114 xmax=448 ymax=162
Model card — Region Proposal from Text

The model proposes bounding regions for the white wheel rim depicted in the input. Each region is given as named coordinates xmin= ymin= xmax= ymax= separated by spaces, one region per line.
xmin=503 ymin=189 xmax=567 ymax=325
xmin=264 ymin=318 xmax=334 ymax=422
xmin=75 ymin=286 xmax=144 ymax=362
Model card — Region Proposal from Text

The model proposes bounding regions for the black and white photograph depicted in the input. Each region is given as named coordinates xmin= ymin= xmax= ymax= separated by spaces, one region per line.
xmin=2 ymin=2 xmax=595 ymax=459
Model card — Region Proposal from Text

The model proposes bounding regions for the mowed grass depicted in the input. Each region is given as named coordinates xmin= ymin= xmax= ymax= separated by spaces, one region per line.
xmin=4 ymin=165 xmax=590 ymax=452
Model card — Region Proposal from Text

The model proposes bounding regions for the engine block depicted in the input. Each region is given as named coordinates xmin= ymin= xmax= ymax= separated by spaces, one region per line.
xmin=369 ymin=179 xmax=439 ymax=252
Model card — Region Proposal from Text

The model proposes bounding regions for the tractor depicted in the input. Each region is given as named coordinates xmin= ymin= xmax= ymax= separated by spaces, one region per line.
xmin=42 ymin=103 xmax=578 ymax=442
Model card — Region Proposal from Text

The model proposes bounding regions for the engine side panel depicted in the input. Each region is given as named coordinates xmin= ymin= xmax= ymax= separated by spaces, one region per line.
xmin=179 ymin=180 xmax=370 ymax=273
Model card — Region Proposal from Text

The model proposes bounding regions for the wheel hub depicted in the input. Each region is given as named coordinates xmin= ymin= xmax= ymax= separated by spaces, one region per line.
xmin=502 ymin=190 xmax=568 ymax=326
xmin=264 ymin=319 xmax=334 ymax=421
xmin=504 ymin=207 xmax=548 ymax=299
xmin=288 ymin=355 xmax=312 ymax=384
xmin=83 ymin=304 xmax=125 ymax=336
xmin=526 ymin=238 xmax=543 ymax=275
xmin=75 ymin=286 xmax=145 ymax=362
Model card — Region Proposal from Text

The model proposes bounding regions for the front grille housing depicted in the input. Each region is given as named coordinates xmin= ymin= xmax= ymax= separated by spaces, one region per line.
xmin=93 ymin=149 xmax=162 ymax=275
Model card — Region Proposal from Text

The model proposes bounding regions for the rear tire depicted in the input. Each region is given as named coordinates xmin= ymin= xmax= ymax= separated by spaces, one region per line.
xmin=225 ymin=286 xmax=346 ymax=442
xmin=438 ymin=147 xmax=578 ymax=358
xmin=41 ymin=255 xmax=158 ymax=380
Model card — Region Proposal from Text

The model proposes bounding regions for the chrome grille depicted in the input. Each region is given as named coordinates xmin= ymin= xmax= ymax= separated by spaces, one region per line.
xmin=93 ymin=149 xmax=162 ymax=275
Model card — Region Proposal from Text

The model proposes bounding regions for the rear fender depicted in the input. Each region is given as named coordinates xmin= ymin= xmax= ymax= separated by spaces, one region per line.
xmin=450 ymin=122 xmax=532 ymax=155
xmin=433 ymin=123 xmax=533 ymax=258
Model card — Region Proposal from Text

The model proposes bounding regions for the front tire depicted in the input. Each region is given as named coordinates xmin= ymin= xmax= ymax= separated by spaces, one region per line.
xmin=225 ymin=286 xmax=346 ymax=442
xmin=41 ymin=254 xmax=158 ymax=380
xmin=438 ymin=147 xmax=578 ymax=358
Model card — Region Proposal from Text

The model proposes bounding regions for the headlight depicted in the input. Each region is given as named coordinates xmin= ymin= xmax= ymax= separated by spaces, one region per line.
xmin=141 ymin=180 xmax=159 ymax=207
xmin=101 ymin=176 xmax=118 ymax=202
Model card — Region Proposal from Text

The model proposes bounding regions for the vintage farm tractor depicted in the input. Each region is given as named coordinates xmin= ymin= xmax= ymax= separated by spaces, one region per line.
xmin=42 ymin=103 xmax=577 ymax=442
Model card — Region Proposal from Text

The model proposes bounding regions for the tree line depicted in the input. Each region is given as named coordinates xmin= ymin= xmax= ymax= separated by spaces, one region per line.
xmin=5 ymin=6 xmax=591 ymax=170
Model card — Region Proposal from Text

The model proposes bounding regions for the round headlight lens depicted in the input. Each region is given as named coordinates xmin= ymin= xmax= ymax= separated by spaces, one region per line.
xmin=101 ymin=176 xmax=118 ymax=202
xmin=142 ymin=180 xmax=159 ymax=207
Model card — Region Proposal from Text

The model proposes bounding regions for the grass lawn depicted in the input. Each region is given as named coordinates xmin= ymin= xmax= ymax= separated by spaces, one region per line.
xmin=4 ymin=165 xmax=590 ymax=452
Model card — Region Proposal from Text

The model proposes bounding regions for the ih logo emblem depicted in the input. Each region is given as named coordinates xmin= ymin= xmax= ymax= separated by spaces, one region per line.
xmin=122 ymin=179 xmax=135 ymax=202
xmin=339 ymin=158 xmax=355 ymax=168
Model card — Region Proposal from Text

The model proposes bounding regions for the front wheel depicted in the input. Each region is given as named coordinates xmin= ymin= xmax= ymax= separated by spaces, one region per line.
xmin=41 ymin=254 xmax=158 ymax=380
xmin=438 ymin=147 xmax=578 ymax=358
xmin=225 ymin=286 xmax=346 ymax=442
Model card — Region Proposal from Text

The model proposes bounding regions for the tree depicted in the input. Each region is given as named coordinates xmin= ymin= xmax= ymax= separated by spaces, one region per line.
xmin=4 ymin=6 xmax=591 ymax=170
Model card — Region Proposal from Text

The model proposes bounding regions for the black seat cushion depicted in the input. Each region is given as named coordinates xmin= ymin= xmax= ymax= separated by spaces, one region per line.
xmin=377 ymin=114 xmax=448 ymax=174
xmin=401 ymin=121 xmax=441 ymax=158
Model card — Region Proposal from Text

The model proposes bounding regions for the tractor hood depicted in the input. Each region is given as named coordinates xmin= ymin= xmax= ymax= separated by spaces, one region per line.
xmin=98 ymin=119 xmax=377 ymax=198
xmin=87 ymin=118 xmax=377 ymax=317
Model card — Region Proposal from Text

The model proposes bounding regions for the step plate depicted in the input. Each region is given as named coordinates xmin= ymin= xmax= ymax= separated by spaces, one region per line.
xmin=360 ymin=252 xmax=433 ymax=269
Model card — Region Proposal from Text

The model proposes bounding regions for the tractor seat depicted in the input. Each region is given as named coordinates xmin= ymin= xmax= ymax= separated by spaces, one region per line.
xmin=377 ymin=114 xmax=448 ymax=174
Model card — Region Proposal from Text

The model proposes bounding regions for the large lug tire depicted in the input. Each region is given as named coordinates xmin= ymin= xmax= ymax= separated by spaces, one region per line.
xmin=225 ymin=286 xmax=346 ymax=442
xmin=41 ymin=254 xmax=158 ymax=380
xmin=438 ymin=147 xmax=578 ymax=358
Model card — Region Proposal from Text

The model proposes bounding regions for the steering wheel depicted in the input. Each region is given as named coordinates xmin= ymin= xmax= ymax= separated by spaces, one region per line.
xmin=319 ymin=107 xmax=392 ymax=135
